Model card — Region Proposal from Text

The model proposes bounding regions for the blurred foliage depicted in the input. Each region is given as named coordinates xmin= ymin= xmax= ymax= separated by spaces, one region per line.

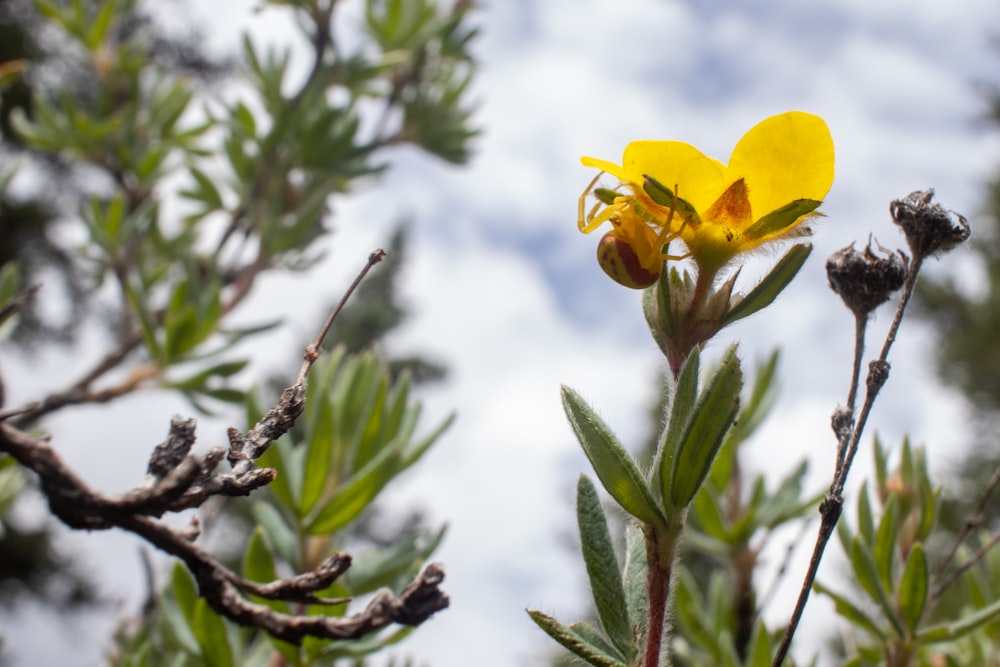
xmin=912 ymin=97 xmax=1000 ymax=527
xmin=817 ymin=438 xmax=1000 ymax=666
xmin=0 ymin=0 xmax=477 ymax=662
xmin=108 ymin=350 xmax=452 ymax=666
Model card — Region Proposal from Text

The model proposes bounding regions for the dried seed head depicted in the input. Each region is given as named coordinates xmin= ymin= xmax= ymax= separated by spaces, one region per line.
xmin=826 ymin=240 xmax=907 ymax=318
xmin=890 ymin=189 xmax=969 ymax=259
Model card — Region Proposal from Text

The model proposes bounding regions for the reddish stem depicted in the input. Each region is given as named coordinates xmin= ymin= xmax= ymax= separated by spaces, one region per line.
xmin=644 ymin=534 xmax=674 ymax=667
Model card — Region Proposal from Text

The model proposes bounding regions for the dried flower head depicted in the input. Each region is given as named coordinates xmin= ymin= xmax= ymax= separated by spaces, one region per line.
xmin=826 ymin=240 xmax=907 ymax=318
xmin=890 ymin=189 xmax=969 ymax=259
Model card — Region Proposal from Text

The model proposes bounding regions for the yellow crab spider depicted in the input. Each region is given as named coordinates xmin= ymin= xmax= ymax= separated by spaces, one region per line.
xmin=579 ymin=171 xmax=689 ymax=289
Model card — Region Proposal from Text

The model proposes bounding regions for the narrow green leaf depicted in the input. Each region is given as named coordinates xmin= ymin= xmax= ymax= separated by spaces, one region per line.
xmin=899 ymin=542 xmax=928 ymax=633
xmin=669 ymin=346 xmax=742 ymax=508
xmin=124 ymin=281 xmax=162 ymax=364
xmin=162 ymin=566 xmax=200 ymax=655
xmin=873 ymin=495 xmax=899 ymax=588
xmin=561 ymin=386 xmax=665 ymax=528
xmin=299 ymin=395 xmax=335 ymax=516
xmin=243 ymin=528 xmax=290 ymax=614
xmin=747 ymin=621 xmax=772 ymax=667
xmin=642 ymin=265 xmax=676 ymax=357
xmin=527 ymin=611 xmax=627 ymax=667
xmin=857 ymin=481 xmax=875 ymax=544
xmin=252 ymin=501 xmax=299 ymax=570
xmin=622 ymin=521 xmax=648 ymax=639
xmin=743 ymin=199 xmax=821 ymax=240
xmin=84 ymin=0 xmax=116 ymax=50
xmin=658 ymin=349 xmax=700 ymax=513
xmin=171 ymin=562 xmax=199 ymax=626
xmin=691 ymin=486 xmax=728 ymax=540
xmin=721 ymin=244 xmax=812 ymax=327
xmin=814 ymin=580 xmax=887 ymax=641
xmin=401 ymin=412 xmax=455 ymax=468
xmin=917 ymin=473 xmax=939 ymax=542
xmin=919 ymin=597 xmax=1000 ymax=642
xmin=641 ymin=175 xmax=701 ymax=223
xmin=343 ymin=526 xmax=446 ymax=595
xmin=306 ymin=446 xmax=399 ymax=534
xmin=577 ymin=476 xmax=632 ymax=659
xmin=570 ymin=622 xmax=626 ymax=662
xmin=193 ymin=599 xmax=234 ymax=667
xmin=850 ymin=537 xmax=906 ymax=638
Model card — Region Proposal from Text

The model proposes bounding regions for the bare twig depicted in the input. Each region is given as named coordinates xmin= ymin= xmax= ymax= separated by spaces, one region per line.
xmin=773 ymin=191 xmax=968 ymax=666
xmin=0 ymin=248 xmax=447 ymax=644
xmin=930 ymin=465 xmax=1000 ymax=599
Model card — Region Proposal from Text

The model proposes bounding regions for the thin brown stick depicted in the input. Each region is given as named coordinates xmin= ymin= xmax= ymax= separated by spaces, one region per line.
xmin=0 ymin=247 xmax=445 ymax=644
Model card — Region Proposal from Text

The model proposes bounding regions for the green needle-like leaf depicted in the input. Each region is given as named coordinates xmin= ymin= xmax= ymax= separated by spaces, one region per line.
xmin=899 ymin=542 xmax=928 ymax=634
xmin=721 ymin=244 xmax=812 ymax=327
xmin=743 ymin=199 xmax=821 ymax=240
xmin=850 ymin=537 xmax=906 ymax=638
xmin=577 ymin=475 xmax=633 ymax=660
xmin=562 ymin=386 xmax=666 ymax=528
xmin=814 ymin=580 xmax=887 ymax=641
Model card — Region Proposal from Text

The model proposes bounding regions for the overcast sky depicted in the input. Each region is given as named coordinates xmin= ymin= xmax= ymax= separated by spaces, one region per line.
xmin=5 ymin=0 xmax=1000 ymax=665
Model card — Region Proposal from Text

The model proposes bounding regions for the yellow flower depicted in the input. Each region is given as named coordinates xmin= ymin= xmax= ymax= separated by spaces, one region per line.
xmin=580 ymin=111 xmax=835 ymax=285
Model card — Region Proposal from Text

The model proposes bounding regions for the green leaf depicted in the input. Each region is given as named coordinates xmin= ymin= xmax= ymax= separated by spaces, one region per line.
xmin=192 ymin=598 xmax=234 ymax=667
xmin=622 ymin=521 xmax=648 ymax=639
xmin=690 ymin=486 xmax=727 ymax=541
xmin=850 ymin=537 xmax=906 ymax=638
xmin=747 ymin=621 xmax=772 ymax=667
xmin=84 ymin=0 xmax=117 ymax=50
xmin=641 ymin=175 xmax=701 ymax=224
xmin=344 ymin=526 xmax=446 ymax=594
xmin=243 ymin=528 xmax=290 ymax=614
xmin=561 ymin=386 xmax=665 ymax=528
xmin=171 ymin=562 xmax=199 ymax=627
xmin=162 ymin=565 xmax=200 ymax=655
xmin=669 ymin=345 xmax=742 ymax=509
xmin=814 ymin=580 xmax=887 ymax=641
xmin=720 ymin=244 xmax=812 ymax=327
xmin=527 ymin=611 xmax=627 ymax=667
xmin=642 ymin=264 xmax=678 ymax=357
xmin=577 ymin=475 xmax=633 ymax=660
xmin=919 ymin=597 xmax=1000 ymax=642
xmin=856 ymin=481 xmax=875 ymax=544
xmin=305 ymin=445 xmax=399 ymax=534
xmin=743 ymin=199 xmax=821 ymax=240
xmin=300 ymin=396 xmax=336 ymax=517
xmin=899 ymin=542 xmax=928 ymax=633
xmin=252 ymin=501 xmax=299 ymax=570
xmin=659 ymin=349 xmax=700 ymax=485
xmin=873 ymin=495 xmax=899 ymax=588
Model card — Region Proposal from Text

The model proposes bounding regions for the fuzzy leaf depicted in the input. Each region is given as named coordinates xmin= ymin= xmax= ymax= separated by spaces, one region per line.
xmin=562 ymin=386 xmax=665 ymax=528
xmin=721 ymin=244 xmax=812 ymax=327
xmin=577 ymin=475 xmax=633 ymax=659
xmin=527 ymin=611 xmax=627 ymax=667
xmin=898 ymin=542 xmax=928 ymax=634
xmin=669 ymin=345 xmax=742 ymax=509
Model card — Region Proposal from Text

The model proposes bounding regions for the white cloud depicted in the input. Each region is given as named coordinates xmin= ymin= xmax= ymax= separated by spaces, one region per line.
xmin=4 ymin=0 xmax=996 ymax=665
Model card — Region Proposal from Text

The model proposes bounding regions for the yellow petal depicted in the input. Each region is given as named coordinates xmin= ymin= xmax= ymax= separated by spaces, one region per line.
xmin=620 ymin=141 xmax=728 ymax=214
xmin=581 ymin=156 xmax=628 ymax=181
xmin=727 ymin=111 xmax=834 ymax=218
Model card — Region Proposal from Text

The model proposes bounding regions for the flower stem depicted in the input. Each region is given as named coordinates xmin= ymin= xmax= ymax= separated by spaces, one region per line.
xmin=644 ymin=530 xmax=677 ymax=667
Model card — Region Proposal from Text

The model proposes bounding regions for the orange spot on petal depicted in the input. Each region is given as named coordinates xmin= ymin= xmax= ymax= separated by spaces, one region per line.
xmin=705 ymin=178 xmax=752 ymax=224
